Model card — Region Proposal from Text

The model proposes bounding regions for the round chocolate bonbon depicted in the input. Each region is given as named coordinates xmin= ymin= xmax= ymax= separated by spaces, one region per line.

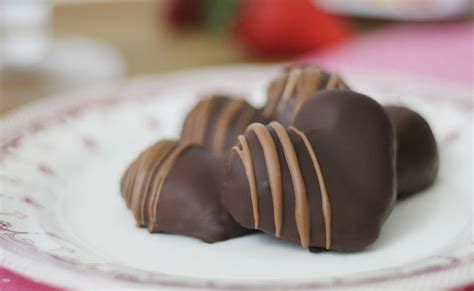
xmin=385 ymin=106 xmax=439 ymax=198
xmin=223 ymin=90 xmax=396 ymax=252
xmin=121 ymin=140 xmax=250 ymax=243
xmin=262 ymin=65 xmax=349 ymax=126
xmin=181 ymin=95 xmax=267 ymax=154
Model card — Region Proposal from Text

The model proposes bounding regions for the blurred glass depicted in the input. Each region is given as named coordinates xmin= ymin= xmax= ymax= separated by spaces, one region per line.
xmin=315 ymin=0 xmax=472 ymax=20
xmin=0 ymin=0 xmax=52 ymax=71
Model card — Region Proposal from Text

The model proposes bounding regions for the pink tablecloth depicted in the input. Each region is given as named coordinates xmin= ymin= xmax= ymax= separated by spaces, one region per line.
xmin=300 ymin=22 xmax=473 ymax=86
xmin=1 ymin=21 xmax=472 ymax=290
xmin=0 ymin=268 xmax=61 ymax=291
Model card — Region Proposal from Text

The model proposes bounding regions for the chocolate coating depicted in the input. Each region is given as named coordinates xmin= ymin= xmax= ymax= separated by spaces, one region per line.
xmin=262 ymin=65 xmax=349 ymax=126
xmin=223 ymin=90 xmax=396 ymax=252
xmin=181 ymin=95 xmax=267 ymax=154
xmin=385 ymin=106 xmax=439 ymax=198
xmin=121 ymin=140 xmax=250 ymax=243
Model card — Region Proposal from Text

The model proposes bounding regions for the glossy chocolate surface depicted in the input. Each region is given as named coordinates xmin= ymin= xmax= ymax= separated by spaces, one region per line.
xmin=223 ymin=90 xmax=396 ymax=251
xmin=385 ymin=106 xmax=439 ymax=198
xmin=121 ymin=140 xmax=250 ymax=243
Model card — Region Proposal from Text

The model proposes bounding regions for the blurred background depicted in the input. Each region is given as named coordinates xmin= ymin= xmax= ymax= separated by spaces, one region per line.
xmin=1 ymin=0 xmax=473 ymax=113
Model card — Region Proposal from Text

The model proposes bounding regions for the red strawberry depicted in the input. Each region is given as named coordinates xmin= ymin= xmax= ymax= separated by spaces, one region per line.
xmin=234 ymin=0 xmax=352 ymax=57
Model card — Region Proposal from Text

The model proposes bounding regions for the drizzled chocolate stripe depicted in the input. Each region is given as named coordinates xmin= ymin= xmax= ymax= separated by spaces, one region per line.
xmin=263 ymin=69 xmax=302 ymax=117
xmin=181 ymin=98 xmax=214 ymax=144
xmin=121 ymin=159 xmax=136 ymax=207
xmin=125 ymin=152 xmax=147 ymax=208
xmin=131 ymin=142 xmax=176 ymax=225
xmin=264 ymin=67 xmax=348 ymax=119
xmin=279 ymin=68 xmax=303 ymax=107
xmin=290 ymin=126 xmax=332 ymax=249
xmin=293 ymin=68 xmax=324 ymax=115
xmin=212 ymin=100 xmax=246 ymax=153
xmin=234 ymin=122 xmax=332 ymax=249
xmin=247 ymin=123 xmax=283 ymax=237
xmin=120 ymin=140 xmax=177 ymax=225
xmin=191 ymin=99 xmax=213 ymax=144
xmin=268 ymin=122 xmax=310 ymax=246
xmin=233 ymin=136 xmax=259 ymax=228
xmin=126 ymin=153 xmax=150 ymax=209
xmin=148 ymin=143 xmax=192 ymax=231
xmin=137 ymin=141 xmax=177 ymax=226
xmin=183 ymin=97 xmax=257 ymax=153
xmin=181 ymin=108 xmax=196 ymax=141
xmin=120 ymin=141 xmax=192 ymax=232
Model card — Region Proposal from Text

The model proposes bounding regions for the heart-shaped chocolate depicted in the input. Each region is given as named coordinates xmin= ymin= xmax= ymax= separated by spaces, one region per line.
xmin=181 ymin=95 xmax=267 ymax=154
xmin=262 ymin=65 xmax=349 ymax=126
xmin=121 ymin=140 xmax=250 ymax=243
xmin=222 ymin=90 xmax=396 ymax=251
xmin=294 ymin=90 xmax=439 ymax=199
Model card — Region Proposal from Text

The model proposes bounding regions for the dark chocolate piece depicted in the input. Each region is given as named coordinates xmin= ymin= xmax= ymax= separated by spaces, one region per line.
xmin=385 ymin=106 xmax=439 ymax=198
xmin=223 ymin=90 xmax=396 ymax=252
xmin=262 ymin=65 xmax=349 ymax=126
xmin=181 ymin=95 xmax=267 ymax=154
xmin=121 ymin=140 xmax=250 ymax=243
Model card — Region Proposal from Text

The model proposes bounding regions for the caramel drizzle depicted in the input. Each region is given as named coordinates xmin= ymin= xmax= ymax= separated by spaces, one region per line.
xmin=293 ymin=68 xmax=323 ymax=115
xmin=262 ymin=80 xmax=284 ymax=118
xmin=128 ymin=145 xmax=158 ymax=224
xmin=182 ymin=98 xmax=214 ymax=144
xmin=248 ymin=123 xmax=283 ymax=236
xmin=181 ymin=108 xmax=195 ymax=141
xmin=137 ymin=141 xmax=177 ymax=226
xmin=290 ymin=126 xmax=332 ymax=249
xmin=121 ymin=159 xmax=136 ymax=207
xmin=264 ymin=67 xmax=347 ymax=118
xmin=193 ymin=99 xmax=214 ymax=143
xmin=234 ymin=122 xmax=332 ymax=249
xmin=279 ymin=68 xmax=303 ymax=107
xmin=262 ymin=69 xmax=301 ymax=118
xmin=147 ymin=143 xmax=192 ymax=231
xmin=183 ymin=97 xmax=257 ymax=153
xmin=121 ymin=141 xmax=178 ymax=225
xmin=268 ymin=122 xmax=310 ymax=246
xmin=121 ymin=141 xmax=191 ymax=231
xmin=212 ymin=99 xmax=246 ymax=153
xmin=232 ymin=136 xmax=259 ymax=228
xmin=126 ymin=153 xmax=148 ymax=209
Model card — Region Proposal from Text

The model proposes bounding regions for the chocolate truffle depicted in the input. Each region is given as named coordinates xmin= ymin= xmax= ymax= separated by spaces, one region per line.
xmin=385 ymin=106 xmax=439 ymax=198
xmin=223 ymin=90 xmax=396 ymax=252
xmin=262 ymin=65 xmax=349 ymax=126
xmin=181 ymin=95 xmax=267 ymax=154
xmin=121 ymin=140 xmax=250 ymax=243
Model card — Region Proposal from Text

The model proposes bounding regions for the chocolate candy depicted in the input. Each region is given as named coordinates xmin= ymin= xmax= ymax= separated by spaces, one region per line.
xmin=385 ymin=106 xmax=439 ymax=198
xmin=223 ymin=90 xmax=396 ymax=251
xmin=181 ymin=95 xmax=267 ymax=154
xmin=262 ymin=65 xmax=349 ymax=126
xmin=121 ymin=140 xmax=250 ymax=242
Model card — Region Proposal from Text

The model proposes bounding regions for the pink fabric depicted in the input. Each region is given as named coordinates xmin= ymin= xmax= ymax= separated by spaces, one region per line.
xmin=0 ymin=268 xmax=62 ymax=291
xmin=1 ymin=21 xmax=472 ymax=290
xmin=299 ymin=21 xmax=474 ymax=86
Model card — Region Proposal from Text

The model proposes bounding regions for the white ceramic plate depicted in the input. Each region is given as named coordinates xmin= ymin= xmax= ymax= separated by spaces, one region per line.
xmin=0 ymin=65 xmax=472 ymax=289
